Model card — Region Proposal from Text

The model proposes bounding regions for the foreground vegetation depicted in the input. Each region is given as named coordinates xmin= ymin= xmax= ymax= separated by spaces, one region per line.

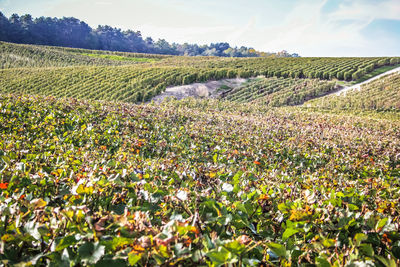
xmin=1 ymin=94 xmax=399 ymax=266
xmin=1 ymin=41 xmax=400 ymax=265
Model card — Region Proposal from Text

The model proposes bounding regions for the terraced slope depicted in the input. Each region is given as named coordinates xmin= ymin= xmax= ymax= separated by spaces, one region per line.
xmin=2 ymin=41 xmax=400 ymax=79
xmin=222 ymin=77 xmax=336 ymax=106
xmin=161 ymin=56 xmax=400 ymax=82
xmin=1 ymin=42 xmax=400 ymax=106
xmin=0 ymin=42 xmax=167 ymax=69
xmin=306 ymin=71 xmax=400 ymax=111
xmin=0 ymin=65 xmax=243 ymax=102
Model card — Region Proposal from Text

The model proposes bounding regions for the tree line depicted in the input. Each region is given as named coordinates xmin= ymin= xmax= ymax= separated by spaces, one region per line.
xmin=0 ymin=12 xmax=298 ymax=57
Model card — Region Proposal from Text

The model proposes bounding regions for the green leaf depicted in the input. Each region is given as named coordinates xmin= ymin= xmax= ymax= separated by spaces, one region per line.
xmin=213 ymin=153 xmax=218 ymax=163
xmin=282 ymin=228 xmax=300 ymax=241
xmin=232 ymin=171 xmax=243 ymax=185
xmin=28 ymin=253 xmax=44 ymax=265
xmin=55 ymin=235 xmax=78 ymax=252
xmin=78 ymin=242 xmax=105 ymax=265
xmin=354 ymin=233 xmax=367 ymax=246
xmin=224 ymin=240 xmax=246 ymax=255
xmin=348 ymin=204 xmax=359 ymax=211
xmin=316 ymin=256 xmax=331 ymax=267
xmin=206 ymin=247 xmax=232 ymax=265
xmin=322 ymin=238 xmax=336 ymax=248
xmin=278 ymin=203 xmax=288 ymax=213
xmin=128 ymin=252 xmax=142 ymax=266
xmin=359 ymin=243 xmax=374 ymax=257
xmin=61 ymin=248 xmax=72 ymax=266
xmin=95 ymin=259 xmax=127 ymax=267
xmin=267 ymin=242 xmax=286 ymax=257
xmin=376 ymin=256 xmax=397 ymax=267
xmin=376 ymin=218 xmax=388 ymax=231
xmin=393 ymin=244 xmax=400 ymax=259
xmin=104 ymin=237 xmax=132 ymax=251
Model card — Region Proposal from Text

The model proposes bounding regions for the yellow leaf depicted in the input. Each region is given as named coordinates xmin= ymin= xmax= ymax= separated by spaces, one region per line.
xmin=131 ymin=244 xmax=145 ymax=253
xmin=32 ymin=198 xmax=47 ymax=208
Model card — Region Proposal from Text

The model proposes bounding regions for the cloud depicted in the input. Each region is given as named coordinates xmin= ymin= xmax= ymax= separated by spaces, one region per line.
xmin=0 ymin=0 xmax=12 ymax=9
xmin=95 ymin=1 xmax=112 ymax=6
xmin=328 ymin=0 xmax=400 ymax=22
xmin=227 ymin=16 xmax=258 ymax=45
xmin=138 ymin=24 xmax=235 ymax=44
xmin=244 ymin=0 xmax=400 ymax=56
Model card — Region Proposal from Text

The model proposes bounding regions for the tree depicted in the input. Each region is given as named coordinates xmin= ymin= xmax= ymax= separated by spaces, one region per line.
xmin=154 ymin=39 xmax=176 ymax=55
xmin=8 ymin=14 xmax=25 ymax=43
xmin=0 ymin=12 xmax=11 ymax=41
xmin=0 ymin=12 xmax=293 ymax=57
xmin=124 ymin=30 xmax=146 ymax=52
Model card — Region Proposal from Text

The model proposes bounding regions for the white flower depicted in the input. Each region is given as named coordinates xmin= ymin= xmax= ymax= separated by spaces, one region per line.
xmin=176 ymin=190 xmax=188 ymax=201
xmin=222 ymin=183 xmax=234 ymax=192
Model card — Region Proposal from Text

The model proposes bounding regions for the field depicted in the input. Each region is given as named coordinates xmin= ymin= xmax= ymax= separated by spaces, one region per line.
xmin=1 ymin=41 xmax=400 ymax=103
xmin=308 ymin=72 xmax=400 ymax=111
xmin=1 ymin=42 xmax=400 ymax=266
xmin=222 ymin=77 xmax=336 ymax=106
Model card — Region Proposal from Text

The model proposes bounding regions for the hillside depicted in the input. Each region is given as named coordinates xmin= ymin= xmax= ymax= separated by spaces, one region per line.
xmin=0 ymin=41 xmax=168 ymax=69
xmin=1 ymin=41 xmax=400 ymax=266
xmin=1 ymin=42 xmax=399 ymax=104
xmin=221 ymin=77 xmax=336 ymax=106
xmin=1 ymin=94 xmax=399 ymax=266
xmin=306 ymin=71 xmax=400 ymax=111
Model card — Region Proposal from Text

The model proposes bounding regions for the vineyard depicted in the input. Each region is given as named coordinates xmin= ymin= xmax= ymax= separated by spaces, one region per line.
xmin=0 ymin=42 xmax=169 ymax=69
xmin=1 ymin=94 xmax=400 ymax=266
xmin=1 ymin=42 xmax=400 ymax=105
xmin=1 ymin=41 xmax=400 ymax=266
xmin=0 ymin=65 xmax=246 ymax=103
xmin=222 ymin=77 xmax=336 ymax=106
xmin=306 ymin=72 xmax=400 ymax=111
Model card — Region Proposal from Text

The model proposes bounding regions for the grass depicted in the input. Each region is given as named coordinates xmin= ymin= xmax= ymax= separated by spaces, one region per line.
xmin=216 ymin=84 xmax=232 ymax=92
xmin=353 ymin=64 xmax=400 ymax=84
xmin=80 ymin=53 xmax=158 ymax=62
xmin=333 ymin=64 xmax=400 ymax=88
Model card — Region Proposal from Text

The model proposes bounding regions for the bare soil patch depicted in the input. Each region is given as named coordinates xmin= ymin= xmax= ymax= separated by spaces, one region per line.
xmin=151 ymin=78 xmax=249 ymax=103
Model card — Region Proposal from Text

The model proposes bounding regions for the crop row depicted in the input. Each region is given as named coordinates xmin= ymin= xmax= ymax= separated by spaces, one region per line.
xmin=2 ymin=42 xmax=400 ymax=84
xmin=163 ymin=56 xmax=400 ymax=81
xmin=0 ymin=42 xmax=160 ymax=69
xmin=0 ymin=66 xmax=250 ymax=103
xmin=223 ymin=77 xmax=336 ymax=106
xmin=307 ymin=72 xmax=400 ymax=111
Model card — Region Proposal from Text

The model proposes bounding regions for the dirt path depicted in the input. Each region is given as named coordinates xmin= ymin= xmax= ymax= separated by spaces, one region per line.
xmin=334 ymin=66 xmax=400 ymax=96
xmin=151 ymin=78 xmax=249 ymax=103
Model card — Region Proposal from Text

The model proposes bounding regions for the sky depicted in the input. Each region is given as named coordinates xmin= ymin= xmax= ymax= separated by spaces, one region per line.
xmin=1 ymin=0 xmax=400 ymax=56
